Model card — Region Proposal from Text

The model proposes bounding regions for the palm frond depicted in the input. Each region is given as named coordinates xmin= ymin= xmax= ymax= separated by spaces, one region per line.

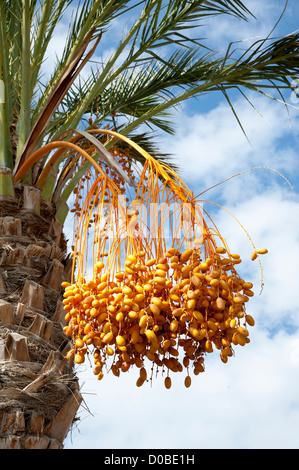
xmin=31 ymin=0 xmax=72 ymax=94
xmin=114 ymin=30 xmax=299 ymax=138
xmin=14 ymin=30 xmax=102 ymax=174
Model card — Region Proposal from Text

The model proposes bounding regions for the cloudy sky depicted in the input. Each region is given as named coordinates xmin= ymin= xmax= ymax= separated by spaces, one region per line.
xmin=61 ymin=0 xmax=299 ymax=449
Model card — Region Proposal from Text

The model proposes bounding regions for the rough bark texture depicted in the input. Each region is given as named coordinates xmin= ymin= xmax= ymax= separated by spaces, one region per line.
xmin=0 ymin=183 xmax=82 ymax=449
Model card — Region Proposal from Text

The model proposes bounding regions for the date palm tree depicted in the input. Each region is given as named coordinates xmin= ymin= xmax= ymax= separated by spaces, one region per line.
xmin=0 ymin=0 xmax=298 ymax=449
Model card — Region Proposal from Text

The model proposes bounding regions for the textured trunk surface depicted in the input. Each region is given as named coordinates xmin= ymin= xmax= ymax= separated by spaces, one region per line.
xmin=0 ymin=183 xmax=82 ymax=449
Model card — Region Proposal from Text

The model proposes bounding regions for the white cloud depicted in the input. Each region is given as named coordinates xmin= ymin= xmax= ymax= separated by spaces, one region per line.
xmin=207 ymin=186 xmax=299 ymax=322
xmin=161 ymin=94 xmax=299 ymax=191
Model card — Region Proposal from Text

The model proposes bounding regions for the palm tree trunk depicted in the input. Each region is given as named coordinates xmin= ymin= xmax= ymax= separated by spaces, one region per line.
xmin=0 ymin=181 xmax=82 ymax=449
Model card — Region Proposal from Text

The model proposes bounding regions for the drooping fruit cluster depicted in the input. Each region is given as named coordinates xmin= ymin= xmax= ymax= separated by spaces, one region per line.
xmin=61 ymin=128 xmax=268 ymax=389
xmin=62 ymin=243 xmax=263 ymax=389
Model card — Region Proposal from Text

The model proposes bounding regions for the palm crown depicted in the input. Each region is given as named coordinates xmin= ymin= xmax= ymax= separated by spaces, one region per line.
xmin=1 ymin=0 xmax=298 ymax=217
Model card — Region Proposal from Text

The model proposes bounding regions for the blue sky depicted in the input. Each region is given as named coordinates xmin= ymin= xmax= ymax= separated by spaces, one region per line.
xmin=59 ymin=0 xmax=299 ymax=449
